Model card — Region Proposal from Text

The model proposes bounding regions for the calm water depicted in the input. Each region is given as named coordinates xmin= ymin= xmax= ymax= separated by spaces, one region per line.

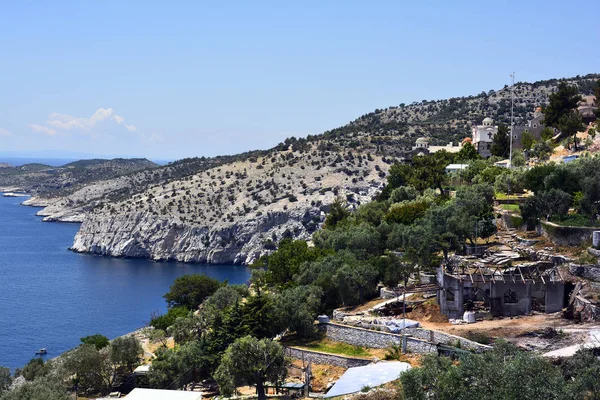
xmin=0 ymin=196 xmax=250 ymax=370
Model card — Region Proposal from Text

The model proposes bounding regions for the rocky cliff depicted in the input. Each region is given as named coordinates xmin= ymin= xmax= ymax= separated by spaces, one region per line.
xmin=71 ymin=146 xmax=388 ymax=264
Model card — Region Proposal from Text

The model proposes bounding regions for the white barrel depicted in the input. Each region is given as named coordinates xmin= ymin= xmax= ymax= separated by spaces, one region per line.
xmin=593 ymin=231 xmax=600 ymax=248
xmin=463 ymin=311 xmax=476 ymax=324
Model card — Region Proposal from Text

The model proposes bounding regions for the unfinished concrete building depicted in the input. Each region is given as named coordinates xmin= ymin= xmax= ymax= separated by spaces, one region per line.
xmin=437 ymin=250 xmax=567 ymax=319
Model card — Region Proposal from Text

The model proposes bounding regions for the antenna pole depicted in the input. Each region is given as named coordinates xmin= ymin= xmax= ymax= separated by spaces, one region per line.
xmin=509 ymin=72 xmax=515 ymax=168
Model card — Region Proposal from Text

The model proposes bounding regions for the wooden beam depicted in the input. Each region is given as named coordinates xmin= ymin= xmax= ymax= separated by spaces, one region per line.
xmin=535 ymin=266 xmax=546 ymax=284
xmin=496 ymin=267 xmax=505 ymax=283
xmin=517 ymin=266 xmax=526 ymax=284
xmin=478 ymin=267 xmax=486 ymax=284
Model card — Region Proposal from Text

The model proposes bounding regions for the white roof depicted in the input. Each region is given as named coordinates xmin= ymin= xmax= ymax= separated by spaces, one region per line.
xmin=445 ymin=164 xmax=469 ymax=170
xmin=324 ymin=362 xmax=411 ymax=398
xmin=125 ymin=388 xmax=201 ymax=400
xmin=133 ymin=364 xmax=151 ymax=374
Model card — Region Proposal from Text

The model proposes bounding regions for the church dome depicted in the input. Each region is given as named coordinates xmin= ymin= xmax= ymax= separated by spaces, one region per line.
xmin=415 ymin=137 xmax=429 ymax=144
xmin=482 ymin=117 xmax=493 ymax=125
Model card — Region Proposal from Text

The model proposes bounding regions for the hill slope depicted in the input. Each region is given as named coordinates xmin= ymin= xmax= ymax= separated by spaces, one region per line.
xmin=9 ymin=73 xmax=600 ymax=264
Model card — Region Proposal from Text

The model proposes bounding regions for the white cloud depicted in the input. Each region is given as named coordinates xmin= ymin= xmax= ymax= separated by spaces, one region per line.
xmin=0 ymin=128 xmax=12 ymax=136
xmin=30 ymin=108 xmax=145 ymax=140
xmin=46 ymin=108 xmax=127 ymax=131
xmin=29 ymin=124 xmax=57 ymax=136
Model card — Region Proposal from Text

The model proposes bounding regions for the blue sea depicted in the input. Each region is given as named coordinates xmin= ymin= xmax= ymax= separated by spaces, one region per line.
xmin=0 ymin=195 xmax=250 ymax=371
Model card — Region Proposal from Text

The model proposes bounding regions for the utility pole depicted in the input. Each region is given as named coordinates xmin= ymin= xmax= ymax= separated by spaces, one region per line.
xmin=507 ymin=72 xmax=515 ymax=199
xmin=509 ymin=72 xmax=515 ymax=168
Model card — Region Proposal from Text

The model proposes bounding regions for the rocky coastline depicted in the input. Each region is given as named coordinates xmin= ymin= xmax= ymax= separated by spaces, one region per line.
xmin=70 ymin=205 xmax=325 ymax=265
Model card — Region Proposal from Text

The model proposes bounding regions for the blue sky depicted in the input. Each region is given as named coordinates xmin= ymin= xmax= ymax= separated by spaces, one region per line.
xmin=0 ymin=1 xmax=598 ymax=160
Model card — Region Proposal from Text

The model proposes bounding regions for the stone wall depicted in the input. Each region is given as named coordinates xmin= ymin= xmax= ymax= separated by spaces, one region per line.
xmin=320 ymin=322 xmax=435 ymax=353
xmin=570 ymin=264 xmax=600 ymax=282
xmin=402 ymin=328 xmax=491 ymax=351
xmin=499 ymin=212 xmax=525 ymax=231
xmin=284 ymin=347 xmax=372 ymax=368
xmin=319 ymin=322 xmax=491 ymax=354
xmin=541 ymin=221 xmax=597 ymax=247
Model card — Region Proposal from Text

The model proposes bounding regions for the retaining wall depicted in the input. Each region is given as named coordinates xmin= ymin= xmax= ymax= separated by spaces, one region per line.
xmin=570 ymin=264 xmax=600 ymax=282
xmin=322 ymin=319 xmax=490 ymax=352
xmin=541 ymin=221 xmax=597 ymax=247
xmin=402 ymin=328 xmax=490 ymax=351
xmin=284 ymin=347 xmax=372 ymax=368
xmin=320 ymin=323 xmax=440 ymax=354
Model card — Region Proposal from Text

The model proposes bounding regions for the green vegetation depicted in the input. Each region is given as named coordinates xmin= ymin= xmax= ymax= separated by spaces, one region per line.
xmin=163 ymin=274 xmax=223 ymax=310
xmin=2 ymin=74 xmax=599 ymax=398
xmin=520 ymin=158 xmax=600 ymax=227
xmin=214 ymin=336 xmax=287 ymax=400
xmin=284 ymin=336 xmax=371 ymax=357
xmin=501 ymin=204 xmax=520 ymax=212
xmin=0 ymin=334 xmax=143 ymax=399
xmin=400 ymin=343 xmax=600 ymax=400
xmin=544 ymin=82 xmax=585 ymax=151
xmin=80 ymin=333 xmax=110 ymax=350
xmin=491 ymin=123 xmax=510 ymax=157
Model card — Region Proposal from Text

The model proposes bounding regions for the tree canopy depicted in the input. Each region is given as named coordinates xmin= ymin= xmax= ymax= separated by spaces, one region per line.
xmin=214 ymin=336 xmax=287 ymax=400
xmin=544 ymin=82 xmax=585 ymax=150
xmin=163 ymin=274 xmax=223 ymax=310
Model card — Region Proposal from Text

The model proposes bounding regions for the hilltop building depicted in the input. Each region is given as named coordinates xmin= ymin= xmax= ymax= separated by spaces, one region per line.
xmin=471 ymin=117 xmax=498 ymax=157
xmin=511 ymin=107 xmax=547 ymax=150
xmin=472 ymin=109 xmax=555 ymax=157
xmin=411 ymin=137 xmax=462 ymax=156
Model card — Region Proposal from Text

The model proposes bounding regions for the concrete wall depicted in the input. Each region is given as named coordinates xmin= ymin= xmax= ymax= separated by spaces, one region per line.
xmin=541 ymin=221 xmax=597 ymax=247
xmin=544 ymin=282 xmax=565 ymax=313
xmin=284 ymin=347 xmax=372 ymax=368
xmin=490 ymin=282 xmax=532 ymax=317
xmin=437 ymin=273 xmax=465 ymax=320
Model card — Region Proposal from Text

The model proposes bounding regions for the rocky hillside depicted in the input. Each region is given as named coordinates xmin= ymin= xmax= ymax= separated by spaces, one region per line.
xmin=0 ymin=158 xmax=158 ymax=197
xmin=314 ymin=73 xmax=600 ymax=155
xmin=6 ymin=73 xmax=598 ymax=265
xmin=71 ymin=145 xmax=389 ymax=264
xmin=21 ymin=151 xmax=270 ymax=222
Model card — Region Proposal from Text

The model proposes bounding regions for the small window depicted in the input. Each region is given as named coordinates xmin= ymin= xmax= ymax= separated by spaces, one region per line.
xmin=504 ymin=289 xmax=518 ymax=304
xmin=446 ymin=290 xmax=455 ymax=302
xmin=514 ymin=135 xmax=517 ymax=139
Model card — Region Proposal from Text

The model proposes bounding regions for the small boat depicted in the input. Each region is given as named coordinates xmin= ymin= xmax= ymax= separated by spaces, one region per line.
xmin=35 ymin=348 xmax=47 ymax=355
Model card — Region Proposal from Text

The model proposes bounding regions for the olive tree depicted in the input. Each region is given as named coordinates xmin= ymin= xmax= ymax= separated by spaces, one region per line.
xmin=214 ymin=336 xmax=287 ymax=400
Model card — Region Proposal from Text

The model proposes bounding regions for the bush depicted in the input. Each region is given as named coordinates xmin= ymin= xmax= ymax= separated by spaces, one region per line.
xmin=164 ymin=274 xmax=223 ymax=309
xmin=385 ymin=200 xmax=429 ymax=225
xmin=466 ymin=331 xmax=492 ymax=345
xmin=150 ymin=306 xmax=190 ymax=331
xmin=80 ymin=334 xmax=110 ymax=350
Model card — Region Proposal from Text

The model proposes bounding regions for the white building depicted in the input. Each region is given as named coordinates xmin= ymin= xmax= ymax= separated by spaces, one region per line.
xmin=412 ymin=137 xmax=462 ymax=154
xmin=472 ymin=117 xmax=498 ymax=157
